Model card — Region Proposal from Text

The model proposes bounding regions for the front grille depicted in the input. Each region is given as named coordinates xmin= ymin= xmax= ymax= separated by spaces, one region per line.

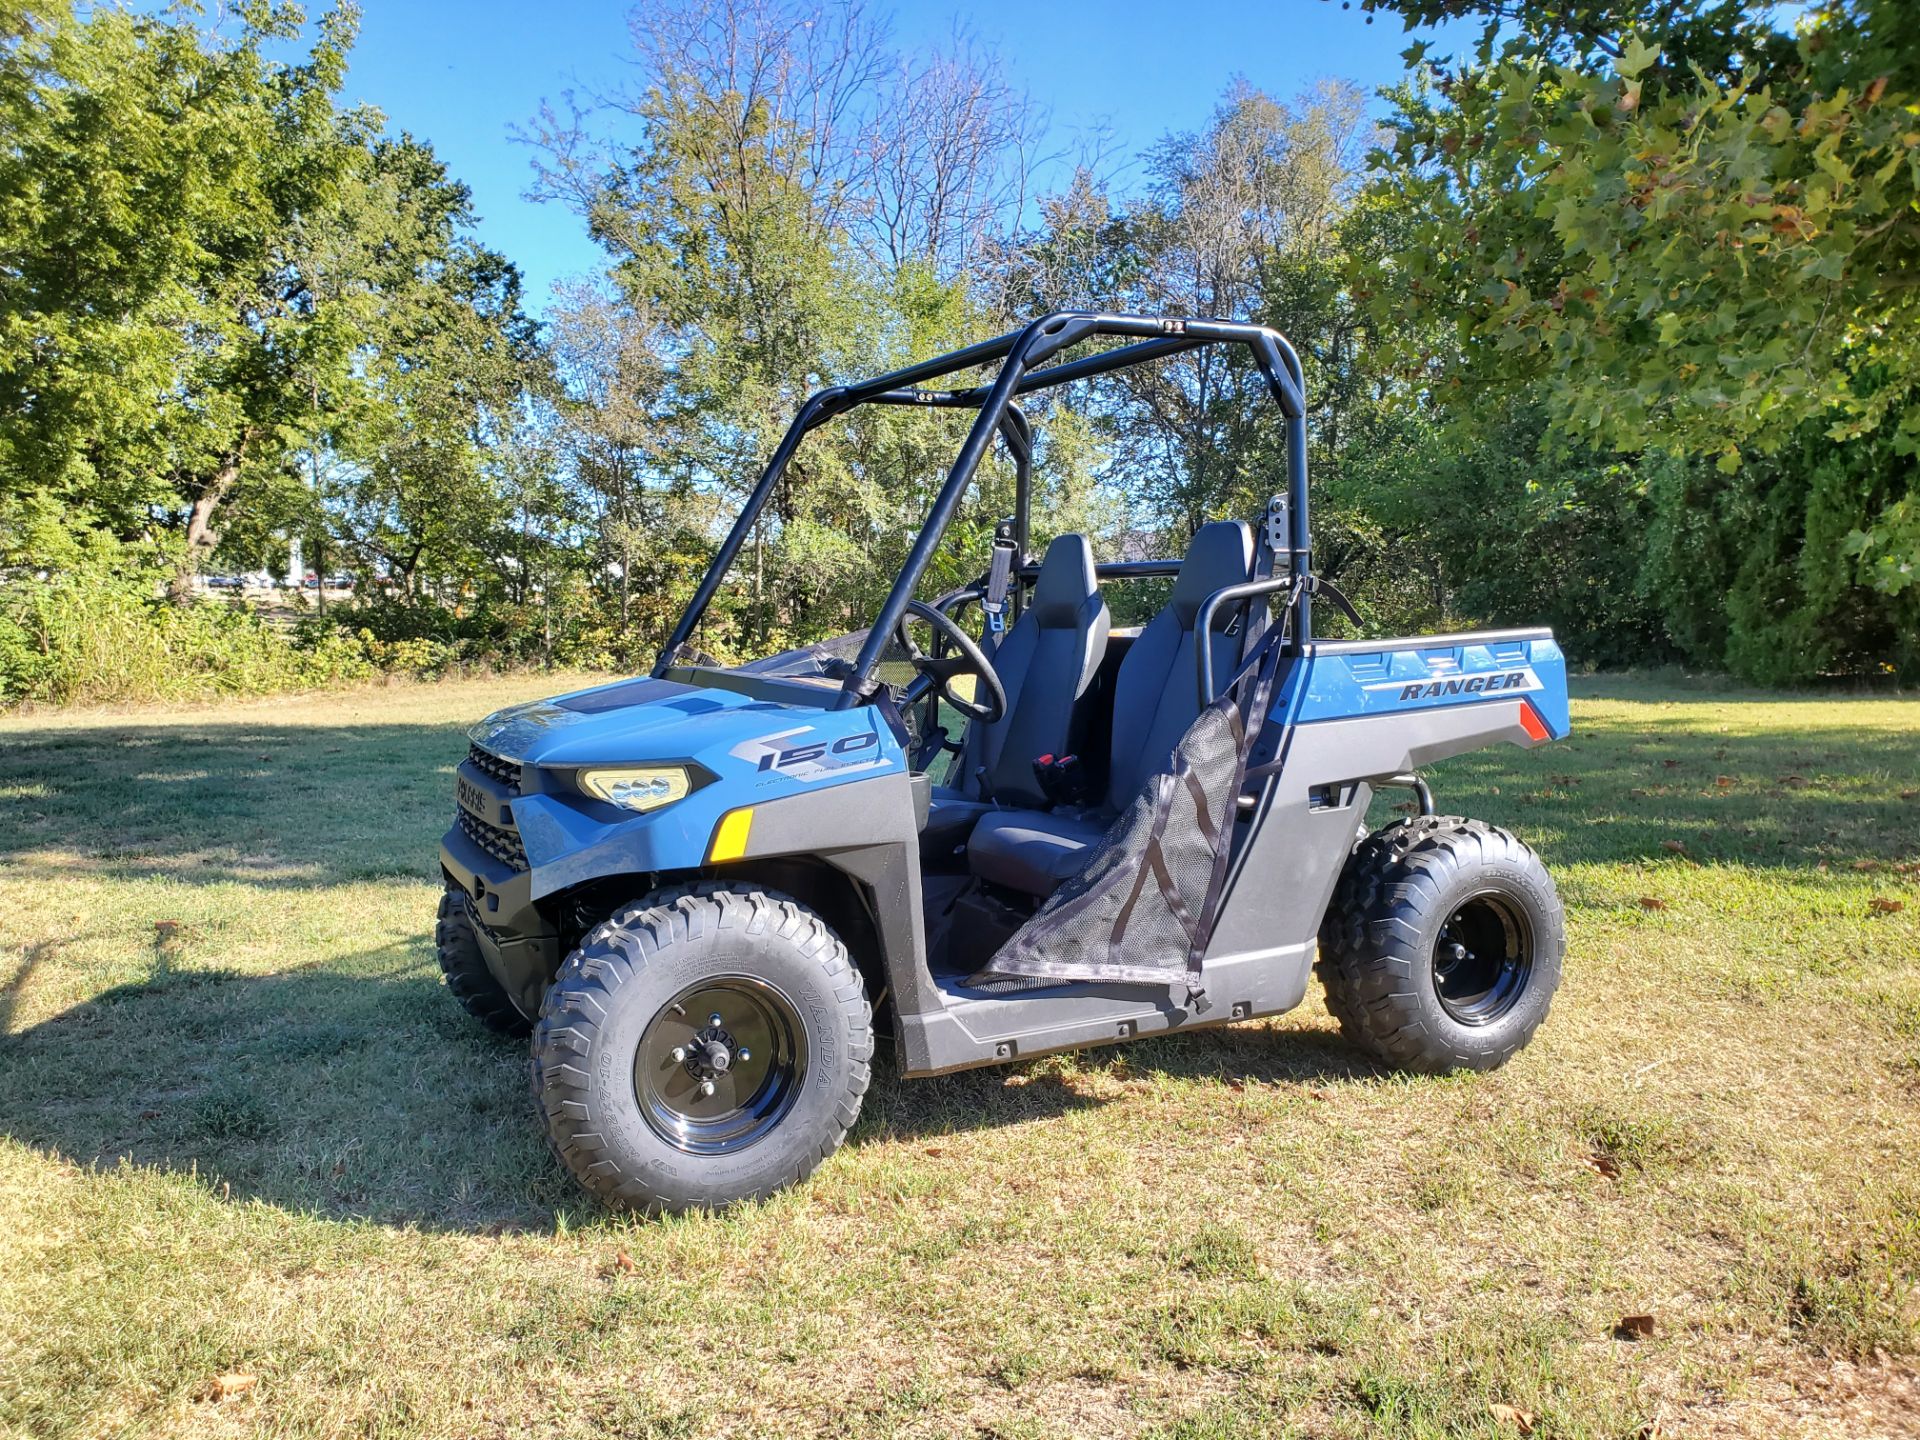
xmin=467 ymin=744 xmax=522 ymax=794
xmin=457 ymin=806 xmax=529 ymax=871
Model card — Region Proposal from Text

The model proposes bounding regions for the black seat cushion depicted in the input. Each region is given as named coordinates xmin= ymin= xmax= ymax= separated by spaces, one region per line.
xmin=960 ymin=534 xmax=1109 ymax=807
xmin=921 ymin=784 xmax=994 ymax=859
xmin=967 ymin=808 xmax=1108 ymax=896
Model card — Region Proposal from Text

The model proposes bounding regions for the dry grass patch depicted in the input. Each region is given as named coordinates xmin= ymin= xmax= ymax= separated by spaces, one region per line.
xmin=1 ymin=674 xmax=1917 ymax=1437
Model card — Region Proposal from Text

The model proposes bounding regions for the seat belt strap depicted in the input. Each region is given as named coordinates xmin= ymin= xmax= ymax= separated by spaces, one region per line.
xmin=980 ymin=520 xmax=1018 ymax=638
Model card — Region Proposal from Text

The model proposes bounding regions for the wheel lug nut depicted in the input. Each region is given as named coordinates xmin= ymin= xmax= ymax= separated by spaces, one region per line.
xmin=737 ymin=1047 xmax=751 ymax=1062
xmin=698 ymin=1079 xmax=716 ymax=1098
xmin=670 ymin=1045 xmax=687 ymax=1063
xmin=708 ymin=1013 xmax=723 ymax=1027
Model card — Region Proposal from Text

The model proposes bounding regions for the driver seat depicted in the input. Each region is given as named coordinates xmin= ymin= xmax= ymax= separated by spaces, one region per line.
xmin=966 ymin=520 xmax=1255 ymax=896
xmin=922 ymin=534 xmax=1109 ymax=849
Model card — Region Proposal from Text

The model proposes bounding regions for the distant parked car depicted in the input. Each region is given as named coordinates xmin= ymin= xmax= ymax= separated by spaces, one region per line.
xmin=204 ymin=573 xmax=243 ymax=590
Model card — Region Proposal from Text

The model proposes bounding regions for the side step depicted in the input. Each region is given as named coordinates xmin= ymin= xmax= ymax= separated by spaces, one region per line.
xmin=896 ymin=943 xmax=1314 ymax=1077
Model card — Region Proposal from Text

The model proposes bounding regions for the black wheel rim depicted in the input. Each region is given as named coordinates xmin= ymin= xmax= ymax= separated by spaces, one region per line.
xmin=1432 ymin=892 xmax=1533 ymax=1026
xmin=635 ymin=976 xmax=807 ymax=1155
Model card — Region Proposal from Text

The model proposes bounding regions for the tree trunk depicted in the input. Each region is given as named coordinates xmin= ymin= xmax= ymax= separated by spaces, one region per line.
xmin=170 ymin=450 xmax=244 ymax=603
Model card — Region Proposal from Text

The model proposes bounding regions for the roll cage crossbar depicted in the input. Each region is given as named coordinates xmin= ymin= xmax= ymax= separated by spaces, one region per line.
xmin=650 ymin=312 xmax=1312 ymax=708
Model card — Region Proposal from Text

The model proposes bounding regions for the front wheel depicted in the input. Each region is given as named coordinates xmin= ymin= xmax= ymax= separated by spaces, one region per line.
xmin=435 ymin=889 xmax=531 ymax=1037
xmin=531 ymin=885 xmax=872 ymax=1213
xmin=1316 ymin=816 xmax=1564 ymax=1074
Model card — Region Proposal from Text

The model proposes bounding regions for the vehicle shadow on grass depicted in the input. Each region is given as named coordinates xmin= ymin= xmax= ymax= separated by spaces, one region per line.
xmin=853 ymin=1017 xmax=1379 ymax=1149
xmin=0 ymin=950 xmax=576 ymax=1231
xmin=0 ymin=941 xmax=1376 ymax=1229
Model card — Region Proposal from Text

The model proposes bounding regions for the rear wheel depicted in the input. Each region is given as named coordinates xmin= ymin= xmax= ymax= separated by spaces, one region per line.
xmin=435 ymin=889 xmax=530 ymax=1037
xmin=531 ymin=885 xmax=871 ymax=1213
xmin=1316 ymin=816 xmax=1564 ymax=1074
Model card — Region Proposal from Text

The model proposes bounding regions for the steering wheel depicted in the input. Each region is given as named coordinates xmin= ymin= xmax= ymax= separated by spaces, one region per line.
xmin=894 ymin=599 xmax=1006 ymax=725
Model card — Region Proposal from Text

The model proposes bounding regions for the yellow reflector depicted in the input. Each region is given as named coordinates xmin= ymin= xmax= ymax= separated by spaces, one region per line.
xmin=709 ymin=807 xmax=754 ymax=862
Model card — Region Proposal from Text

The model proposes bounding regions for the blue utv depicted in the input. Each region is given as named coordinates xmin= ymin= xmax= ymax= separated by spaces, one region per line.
xmin=437 ymin=313 xmax=1570 ymax=1212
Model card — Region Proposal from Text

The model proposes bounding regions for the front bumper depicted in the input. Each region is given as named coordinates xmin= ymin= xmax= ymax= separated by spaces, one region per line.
xmin=441 ymin=819 xmax=537 ymax=933
xmin=440 ymin=825 xmax=559 ymax=1021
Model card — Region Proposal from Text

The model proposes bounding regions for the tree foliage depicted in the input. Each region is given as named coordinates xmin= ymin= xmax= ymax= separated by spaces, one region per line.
xmin=1354 ymin=0 xmax=1919 ymax=676
xmin=2 ymin=0 xmax=1913 ymax=705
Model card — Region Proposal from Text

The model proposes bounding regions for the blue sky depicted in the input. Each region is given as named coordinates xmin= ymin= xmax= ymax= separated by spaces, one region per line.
xmin=332 ymin=1 xmax=1439 ymax=312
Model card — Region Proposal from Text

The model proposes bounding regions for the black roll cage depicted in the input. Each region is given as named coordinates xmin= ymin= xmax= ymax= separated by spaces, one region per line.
xmin=650 ymin=311 xmax=1312 ymax=709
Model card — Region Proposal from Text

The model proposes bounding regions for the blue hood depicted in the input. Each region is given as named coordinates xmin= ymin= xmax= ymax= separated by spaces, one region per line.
xmin=468 ymin=675 xmax=822 ymax=768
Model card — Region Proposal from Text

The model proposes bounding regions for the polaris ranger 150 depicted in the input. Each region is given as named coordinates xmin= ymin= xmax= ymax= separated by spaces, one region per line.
xmin=437 ymin=312 xmax=1569 ymax=1212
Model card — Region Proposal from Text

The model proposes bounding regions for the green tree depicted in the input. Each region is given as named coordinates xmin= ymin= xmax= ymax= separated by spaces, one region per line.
xmin=0 ymin=1 xmax=372 ymax=591
xmin=1355 ymin=0 xmax=1918 ymax=677
xmin=531 ymin=0 xmax=1046 ymax=657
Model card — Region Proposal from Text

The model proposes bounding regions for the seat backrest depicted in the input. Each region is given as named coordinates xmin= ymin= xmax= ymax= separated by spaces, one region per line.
xmin=1104 ymin=520 xmax=1253 ymax=810
xmin=968 ymin=533 xmax=1110 ymax=807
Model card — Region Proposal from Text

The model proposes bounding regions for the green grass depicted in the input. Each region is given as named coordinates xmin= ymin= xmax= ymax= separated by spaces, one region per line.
xmin=1 ymin=674 xmax=1917 ymax=1438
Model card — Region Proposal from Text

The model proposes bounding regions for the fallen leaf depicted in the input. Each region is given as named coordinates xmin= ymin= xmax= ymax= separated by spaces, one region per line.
xmin=138 ymin=1109 xmax=161 ymax=1120
xmin=1778 ymin=774 xmax=1809 ymax=789
xmin=154 ymin=920 xmax=183 ymax=937
xmin=613 ymin=1249 xmax=637 ymax=1274
xmin=1853 ymin=859 xmax=1881 ymax=872
xmin=1628 ymin=787 xmax=1648 ymax=799
xmin=1226 ymin=1080 xmax=1246 ymax=1093
xmin=1868 ymin=898 xmax=1905 ymax=915
xmin=1663 ymin=759 xmax=1681 ymax=769
xmin=1714 ymin=775 xmax=1734 ymax=788
xmin=1901 ymin=789 xmax=1918 ymax=801
xmin=1589 ymin=1152 xmax=1622 ymax=1179
xmin=1392 ymin=800 xmax=1418 ymax=814
xmin=1308 ymin=1087 xmax=1333 ymax=1101
xmin=924 ymin=1146 xmax=946 ymax=1157
xmin=1489 ymin=1402 xmax=1536 ymax=1433
xmin=1660 ymin=840 xmax=1686 ymax=854
xmin=1615 ymin=1313 xmax=1656 ymax=1340
xmin=199 ymin=1373 xmax=257 ymax=1402
xmin=1637 ymin=896 xmax=1667 ymax=911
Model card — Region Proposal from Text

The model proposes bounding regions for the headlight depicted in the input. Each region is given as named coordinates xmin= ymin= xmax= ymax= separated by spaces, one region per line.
xmin=577 ymin=766 xmax=693 ymax=813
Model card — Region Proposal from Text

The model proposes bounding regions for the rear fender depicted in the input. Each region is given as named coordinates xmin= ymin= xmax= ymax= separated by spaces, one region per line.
xmin=1205 ymin=628 xmax=1568 ymax=976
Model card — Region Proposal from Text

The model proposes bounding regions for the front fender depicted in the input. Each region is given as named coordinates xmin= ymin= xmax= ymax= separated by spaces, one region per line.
xmin=517 ymin=706 xmax=908 ymax=900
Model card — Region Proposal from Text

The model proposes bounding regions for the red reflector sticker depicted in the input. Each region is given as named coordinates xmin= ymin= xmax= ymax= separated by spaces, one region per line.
xmin=1518 ymin=701 xmax=1550 ymax=742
